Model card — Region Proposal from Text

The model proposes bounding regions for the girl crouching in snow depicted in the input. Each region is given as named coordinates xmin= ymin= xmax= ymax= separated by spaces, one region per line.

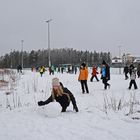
xmin=38 ymin=78 xmax=79 ymax=112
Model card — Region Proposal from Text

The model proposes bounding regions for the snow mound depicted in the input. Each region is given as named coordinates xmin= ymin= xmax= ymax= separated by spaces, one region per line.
xmin=38 ymin=102 xmax=61 ymax=117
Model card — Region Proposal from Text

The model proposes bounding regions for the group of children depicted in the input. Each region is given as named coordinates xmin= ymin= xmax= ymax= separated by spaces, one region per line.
xmin=37 ymin=60 xmax=139 ymax=113
xmin=78 ymin=61 xmax=139 ymax=93
xmin=78 ymin=60 xmax=111 ymax=93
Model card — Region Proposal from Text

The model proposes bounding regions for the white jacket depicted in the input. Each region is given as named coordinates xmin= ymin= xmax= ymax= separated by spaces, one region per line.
xmin=130 ymin=70 xmax=136 ymax=80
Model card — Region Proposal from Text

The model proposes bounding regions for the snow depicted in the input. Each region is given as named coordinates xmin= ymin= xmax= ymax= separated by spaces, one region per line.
xmin=0 ymin=68 xmax=140 ymax=140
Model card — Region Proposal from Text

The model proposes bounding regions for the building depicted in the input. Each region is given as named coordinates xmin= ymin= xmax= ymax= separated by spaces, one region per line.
xmin=111 ymin=57 xmax=123 ymax=67
xmin=122 ymin=53 xmax=140 ymax=65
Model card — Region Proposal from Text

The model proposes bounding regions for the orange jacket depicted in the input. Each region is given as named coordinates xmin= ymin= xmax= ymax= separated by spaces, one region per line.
xmin=78 ymin=67 xmax=88 ymax=80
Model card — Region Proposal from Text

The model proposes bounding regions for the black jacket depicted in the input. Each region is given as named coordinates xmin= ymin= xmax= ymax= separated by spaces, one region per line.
xmin=105 ymin=64 xmax=110 ymax=80
xmin=38 ymin=86 xmax=78 ymax=112
xmin=101 ymin=64 xmax=110 ymax=80
xmin=124 ymin=66 xmax=129 ymax=74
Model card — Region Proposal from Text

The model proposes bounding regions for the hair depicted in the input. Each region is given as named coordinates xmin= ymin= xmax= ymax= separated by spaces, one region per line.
xmin=52 ymin=84 xmax=71 ymax=103
xmin=52 ymin=86 xmax=64 ymax=97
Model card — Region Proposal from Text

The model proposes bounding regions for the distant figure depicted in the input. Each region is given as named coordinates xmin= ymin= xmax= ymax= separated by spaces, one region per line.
xmin=137 ymin=63 xmax=140 ymax=78
xmin=38 ymin=78 xmax=78 ymax=112
xmin=129 ymin=63 xmax=135 ymax=76
xmin=90 ymin=65 xmax=99 ymax=82
xmin=49 ymin=66 xmax=54 ymax=75
xmin=49 ymin=67 xmax=52 ymax=75
xmin=61 ymin=67 xmax=64 ymax=74
xmin=128 ymin=65 xmax=138 ymax=90
xmin=58 ymin=66 xmax=60 ymax=73
xmin=39 ymin=66 xmax=44 ymax=77
xmin=36 ymin=66 xmax=39 ymax=72
xmin=74 ymin=66 xmax=77 ymax=74
xmin=123 ymin=64 xmax=129 ymax=80
xmin=31 ymin=66 xmax=34 ymax=72
xmin=17 ymin=65 xmax=22 ymax=73
xmin=101 ymin=60 xmax=110 ymax=90
xmin=78 ymin=63 xmax=89 ymax=93
xmin=67 ymin=66 xmax=71 ymax=73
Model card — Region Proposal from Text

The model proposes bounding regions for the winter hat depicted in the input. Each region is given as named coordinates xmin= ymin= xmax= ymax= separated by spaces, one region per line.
xmin=102 ymin=60 xmax=106 ymax=65
xmin=81 ymin=63 xmax=86 ymax=67
xmin=52 ymin=78 xmax=60 ymax=87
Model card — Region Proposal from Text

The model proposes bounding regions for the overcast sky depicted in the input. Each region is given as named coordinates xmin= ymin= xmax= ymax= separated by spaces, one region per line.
xmin=0 ymin=0 xmax=140 ymax=57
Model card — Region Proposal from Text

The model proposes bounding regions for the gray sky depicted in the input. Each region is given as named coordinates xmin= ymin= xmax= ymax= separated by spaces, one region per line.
xmin=0 ymin=0 xmax=140 ymax=57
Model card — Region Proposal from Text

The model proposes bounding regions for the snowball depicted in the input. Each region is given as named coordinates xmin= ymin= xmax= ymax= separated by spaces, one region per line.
xmin=39 ymin=102 xmax=61 ymax=118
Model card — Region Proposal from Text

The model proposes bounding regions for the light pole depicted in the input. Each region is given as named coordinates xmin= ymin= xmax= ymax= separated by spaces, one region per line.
xmin=118 ymin=45 xmax=121 ymax=74
xmin=45 ymin=19 xmax=52 ymax=67
xmin=21 ymin=40 xmax=24 ymax=69
xmin=42 ymin=48 xmax=44 ymax=65
xmin=10 ymin=49 xmax=13 ymax=69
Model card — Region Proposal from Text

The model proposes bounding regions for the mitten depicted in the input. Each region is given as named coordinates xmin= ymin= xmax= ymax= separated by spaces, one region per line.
xmin=38 ymin=101 xmax=45 ymax=106
xmin=73 ymin=105 xmax=79 ymax=112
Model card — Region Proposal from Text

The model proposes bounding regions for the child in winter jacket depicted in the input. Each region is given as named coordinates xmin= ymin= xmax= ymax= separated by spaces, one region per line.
xmin=38 ymin=78 xmax=78 ymax=112
xmin=78 ymin=63 xmax=89 ymax=93
xmin=123 ymin=64 xmax=129 ymax=80
xmin=39 ymin=66 xmax=44 ymax=77
xmin=128 ymin=68 xmax=138 ymax=90
xmin=137 ymin=63 xmax=140 ymax=78
xmin=90 ymin=65 xmax=99 ymax=82
xmin=101 ymin=60 xmax=110 ymax=90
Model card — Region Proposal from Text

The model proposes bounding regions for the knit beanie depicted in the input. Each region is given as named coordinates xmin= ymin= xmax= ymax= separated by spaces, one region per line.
xmin=102 ymin=60 xmax=106 ymax=65
xmin=81 ymin=63 xmax=86 ymax=67
xmin=52 ymin=78 xmax=60 ymax=87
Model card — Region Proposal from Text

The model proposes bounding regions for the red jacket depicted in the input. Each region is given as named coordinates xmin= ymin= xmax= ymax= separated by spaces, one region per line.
xmin=92 ymin=66 xmax=98 ymax=76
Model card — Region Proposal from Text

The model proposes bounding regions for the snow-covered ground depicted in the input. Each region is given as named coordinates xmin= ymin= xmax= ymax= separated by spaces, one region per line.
xmin=0 ymin=68 xmax=140 ymax=140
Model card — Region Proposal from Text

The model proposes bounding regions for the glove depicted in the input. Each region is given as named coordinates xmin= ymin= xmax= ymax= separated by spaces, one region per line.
xmin=38 ymin=101 xmax=45 ymax=106
xmin=73 ymin=105 xmax=79 ymax=112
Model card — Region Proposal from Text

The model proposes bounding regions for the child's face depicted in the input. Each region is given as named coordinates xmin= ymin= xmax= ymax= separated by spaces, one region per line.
xmin=53 ymin=86 xmax=59 ymax=90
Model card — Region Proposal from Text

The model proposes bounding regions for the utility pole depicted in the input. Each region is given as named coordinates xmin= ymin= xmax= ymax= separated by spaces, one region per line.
xmin=10 ymin=49 xmax=13 ymax=69
xmin=118 ymin=45 xmax=121 ymax=74
xmin=21 ymin=40 xmax=24 ymax=69
xmin=45 ymin=19 xmax=52 ymax=67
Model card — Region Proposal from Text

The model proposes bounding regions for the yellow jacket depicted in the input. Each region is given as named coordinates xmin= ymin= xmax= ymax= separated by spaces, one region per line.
xmin=39 ymin=67 xmax=44 ymax=73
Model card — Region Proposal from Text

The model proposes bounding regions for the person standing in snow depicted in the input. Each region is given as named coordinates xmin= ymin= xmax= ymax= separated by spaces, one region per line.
xmin=129 ymin=63 xmax=135 ymax=76
xmin=17 ymin=64 xmax=22 ymax=73
xmin=39 ymin=66 xmax=44 ymax=77
xmin=78 ymin=63 xmax=89 ymax=93
xmin=101 ymin=60 xmax=110 ymax=90
xmin=128 ymin=66 xmax=138 ymax=90
xmin=38 ymin=77 xmax=79 ymax=112
xmin=137 ymin=63 xmax=140 ymax=78
xmin=123 ymin=64 xmax=129 ymax=80
xmin=74 ymin=66 xmax=77 ymax=74
xmin=90 ymin=64 xmax=99 ymax=82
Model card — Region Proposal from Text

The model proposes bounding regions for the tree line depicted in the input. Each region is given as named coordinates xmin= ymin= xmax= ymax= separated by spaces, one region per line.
xmin=0 ymin=48 xmax=111 ymax=68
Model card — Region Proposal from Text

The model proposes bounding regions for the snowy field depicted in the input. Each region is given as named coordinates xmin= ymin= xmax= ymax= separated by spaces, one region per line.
xmin=0 ymin=68 xmax=140 ymax=140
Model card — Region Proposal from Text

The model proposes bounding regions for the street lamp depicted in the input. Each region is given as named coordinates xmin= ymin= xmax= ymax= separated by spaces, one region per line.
xmin=10 ymin=49 xmax=13 ymax=69
xmin=45 ymin=19 xmax=52 ymax=67
xmin=118 ymin=45 xmax=121 ymax=74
